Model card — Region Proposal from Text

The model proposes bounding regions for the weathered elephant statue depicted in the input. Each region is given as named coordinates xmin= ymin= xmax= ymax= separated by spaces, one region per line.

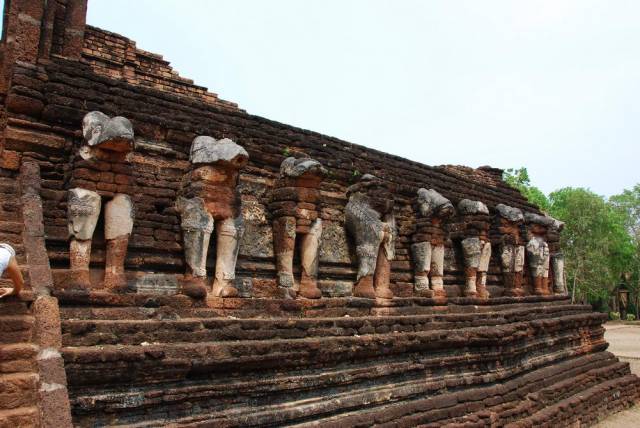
xmin=457 ymin=199 xmax=492 ymax=299
xmin=495 ymin=203 xmax=525 ymax=296
xmin=345 ymin=174 xmax=396 ymax=299
xmin=524 ymin=212 xmax=553 ymax=295
xmin=176 ymin=136 xmax=248 ymax=298
xmin=411 ymin=188 xmax=454 ymax=298
xmin=270 ymin=155 xmax=327 ymax=299
xmin=67 ymin=111 xmax=135 ymax=291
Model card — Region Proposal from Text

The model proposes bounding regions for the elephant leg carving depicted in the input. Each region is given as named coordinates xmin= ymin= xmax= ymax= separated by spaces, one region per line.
xmin=104 ymin=194 xmax=134 ymax=291
xmin=412 ymin=241 xmax=431 ymax=294
xmin=461 ymin=237 xmax=481 ymax=297
xmin=67 ymin=188 xmax=101 ymax=289
xmin=430 ymin=244 xmax=446 ymax=298
xmin=374 ymin=244 xmax=393 ymax=299
xmin=212 ymin=216 xmax=244 ymax=298
xmin=475 ymin=241 xmax=491 ymax=299
xmin=299 ymin=219 xmax=322 ymax=299
xmin=273 ymin=216 xmax=296 ymax=299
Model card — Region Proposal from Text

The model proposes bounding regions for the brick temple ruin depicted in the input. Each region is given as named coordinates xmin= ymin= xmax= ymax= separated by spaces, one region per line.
xmin=0 ymin=1 xmax=639 ymax=426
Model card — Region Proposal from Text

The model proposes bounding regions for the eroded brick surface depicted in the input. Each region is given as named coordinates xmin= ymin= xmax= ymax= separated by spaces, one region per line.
xmin=0 ymin=1 xmax=638 ymax=426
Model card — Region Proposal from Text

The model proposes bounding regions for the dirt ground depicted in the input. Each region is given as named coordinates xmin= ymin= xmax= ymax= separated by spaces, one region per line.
xmin=604 ymin=323 xmax=640 ymax=375
xmin=593 ymin=323 xmax=640 ymax=427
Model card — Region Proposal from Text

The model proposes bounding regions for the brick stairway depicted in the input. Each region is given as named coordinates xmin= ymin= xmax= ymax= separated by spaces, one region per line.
xmin=0 ymin=298 xmax=42 ymax=427
xmin=57 ymin=294 xmax=640 ymax=427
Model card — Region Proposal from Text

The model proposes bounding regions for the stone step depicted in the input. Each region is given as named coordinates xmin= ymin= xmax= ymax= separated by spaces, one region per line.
xmin=0 ymin=344 xmax=38 ymax=374
xmin=69 ymin=341 xmax=609 ymax=419
xmin=0 ymin=372 xmax=39 ymax=411
xmin=202 ymin=295 xmax=574 ymax=317
xmin=83 ymin=351 xmax=621 ymax=427
xmin=55 ymin=289 xmax=622 ymax=427
xmin=0 ymin=301 xmax=32 ymax=316
xmin=502 ymin=373 xmax=640 ymax=427
xmin=58 ymin=296 xmax=578 ymax=321
xmin=60 ymin=304 xmax=593 ymax=347
xmin=56 ymin=291 xmax=572 ymax=319
xmin=62 ymin=312 xmax=606 ymax=389
xmin=501 ymin=361 xmax=632 ymax=423
xmin=292 ymin=354 xmax=630 ymax=428
xmin=431 ymin=359 xmax=634 ymax=427
xmin=0 ymin=406 xmax=40 ymax=427
xmin=0 ymin=315 xmax=35 ymax=344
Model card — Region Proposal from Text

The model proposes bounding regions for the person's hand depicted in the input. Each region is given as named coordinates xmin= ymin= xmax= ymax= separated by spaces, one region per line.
xmin=0 ymin=287 xmax=16 ymax=299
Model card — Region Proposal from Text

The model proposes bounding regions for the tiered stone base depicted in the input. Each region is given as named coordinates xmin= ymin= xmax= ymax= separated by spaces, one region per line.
xmin=56 ymin=292 xmax=640 ymax=427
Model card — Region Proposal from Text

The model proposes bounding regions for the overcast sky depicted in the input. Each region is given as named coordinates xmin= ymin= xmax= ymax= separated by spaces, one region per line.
xmin=84 ymin=1 xmax=635 ymax=196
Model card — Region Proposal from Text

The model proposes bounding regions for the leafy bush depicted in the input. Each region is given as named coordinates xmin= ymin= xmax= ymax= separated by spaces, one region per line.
xmin=626 ymin=314 xmax=636 ymax=321
xmin=610 ymin=311 xmax=621 ymax=320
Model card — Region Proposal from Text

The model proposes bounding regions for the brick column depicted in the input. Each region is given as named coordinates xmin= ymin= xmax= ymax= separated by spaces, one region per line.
xmin=2 ymin=0 xmax=45 ymax=63
xmin=62 ymin=0 xmax=88 ymax=59
xmin=19 ymin=160 xmax=53 ymax=296
xmin=19 ymin=160 xmax=73 ymax=427
xmin=0 ymin=0 xmax=45 ymax=94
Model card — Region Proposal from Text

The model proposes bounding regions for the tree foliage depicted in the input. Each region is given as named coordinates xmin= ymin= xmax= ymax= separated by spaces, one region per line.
xmin=548 ymin=188 xmax=634 ymax=303
xmin=610 ymin=184 xmax=640 ymax=242
xmin=503 ymin=168 xmax=551 ymax=212
xmin=503 ymin=168 xmax=639 ymax=308
xmin=610 ymin=184 xmax=640 ymax=298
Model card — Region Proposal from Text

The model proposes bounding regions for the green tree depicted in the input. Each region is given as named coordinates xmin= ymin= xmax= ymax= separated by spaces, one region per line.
xmin=548 ymin=188 xmax=635 ymax=304
xmin=503 ymin=168 xmax=551 ymax=211
xmin=610 ymin=184 xmax=640 ymax=242
xmin=610 ymin=184 xmax=640 ymax=315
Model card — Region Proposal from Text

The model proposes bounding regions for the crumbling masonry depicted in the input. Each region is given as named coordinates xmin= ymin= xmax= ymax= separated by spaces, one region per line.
xmin=0 ymin=1 xmax=638 ymax=426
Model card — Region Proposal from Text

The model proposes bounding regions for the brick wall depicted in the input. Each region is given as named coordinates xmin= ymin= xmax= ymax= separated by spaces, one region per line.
xmin=2 ymin=51 xmax=546 ymax=297
xmin=0 ymin=151 xmax=24 ymax=287
xmin=2 ymin=5 xmax=639 ymax=427
xmin=81 ymin=26 xmax=240 ymax=111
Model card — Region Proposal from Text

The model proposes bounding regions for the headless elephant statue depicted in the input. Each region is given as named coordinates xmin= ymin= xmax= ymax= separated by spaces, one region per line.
xmin=457 ymin=199 xmax=492 ymax=299
xmin=495 ymin=203 xmax=526 ymax=297
xmin=524 ymin=213 xmax=553 ymax=295
xmin=345 ymin=174 xmax=396 ymax=299
xmin=270 ymin=155 xmax=327 ymax=299
xmin=67 ymin=111 xmax=135 ymax=291
xmin=176 ymin=136 xmax=248 ymax=298
xmin=411 ymin=188 xmax=454 ymax=298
